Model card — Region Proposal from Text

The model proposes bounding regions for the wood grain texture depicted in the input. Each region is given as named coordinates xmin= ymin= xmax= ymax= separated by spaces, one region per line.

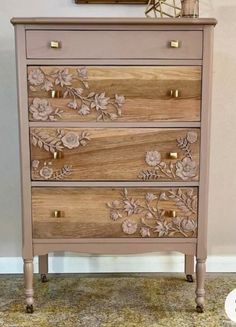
xmin=30 ymin=128 xmax=200 ymax=181
xmin=32 ymin=187 xmax=198 ymax=239
xmin=28 ymin=66 xmax=201 ymax=122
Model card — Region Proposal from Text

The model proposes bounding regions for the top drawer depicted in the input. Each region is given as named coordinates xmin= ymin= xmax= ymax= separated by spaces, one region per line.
xmin=26 ymin=30 xmax=203 ymax=60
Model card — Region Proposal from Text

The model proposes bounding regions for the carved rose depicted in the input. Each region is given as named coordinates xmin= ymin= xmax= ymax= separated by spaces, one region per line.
xmin=154 ymin=221 xmax=170 ymax=237
xmin=180 ymin=218 xmax=197 ymax=233
xmin=79 ymin=104 xmax=90 ymax=116
xmin=187 ymin=131 xmax=198 ymax=144
xmin=122 ymin=219 xmax=137 ymax=235
xmin=29 ymin=98 xmax=53 ymax=121
xmin=91 ymin=93 xmax=110 ymax=111
xmin=39 ymin=166 xmax=53 ymax=179
xmin=55 ymin=69 xmax=72 ymax=87
xmin=176 ymin=158 xmax=197 ymax=181
xmin=124 ymin=199 xmax=140 ymax=216
xmin=28 ymin=69 xmax=44 ymax=86
xmin=61 ymin=132 xmax=80 ymax=149
xmin=145 ymin=151 xmax=161 ymax=167
xmin=115 ymin=94 xmax=125 ymax=107
xmin=140 ymin=227 xmax=150 ymax=238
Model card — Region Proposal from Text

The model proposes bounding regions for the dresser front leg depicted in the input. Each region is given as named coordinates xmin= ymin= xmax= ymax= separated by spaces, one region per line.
xmin=195 ymin=258 xmax=206 ymax=313
xmin=24 ymin=259 xmax=34 ymax=313
xmin=39 ymin=254 xmax=48 ymax=283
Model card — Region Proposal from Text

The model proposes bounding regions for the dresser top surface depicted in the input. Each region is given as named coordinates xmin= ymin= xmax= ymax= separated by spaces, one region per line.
xmin=11 ymin=17 xmax=217 ymax=26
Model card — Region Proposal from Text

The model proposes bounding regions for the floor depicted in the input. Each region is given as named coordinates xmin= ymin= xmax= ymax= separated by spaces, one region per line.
xmin=0 ymin=273 xmax=235 ymax=327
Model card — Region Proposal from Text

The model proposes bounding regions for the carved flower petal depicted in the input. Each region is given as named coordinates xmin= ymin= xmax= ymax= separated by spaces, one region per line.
xmin=187 ymin=131 xmax=198 ymax=144
xmin=122 ymin=219 xmax=138 ymax=235
xmin=140 ymin=227 xmax=150 ymax=238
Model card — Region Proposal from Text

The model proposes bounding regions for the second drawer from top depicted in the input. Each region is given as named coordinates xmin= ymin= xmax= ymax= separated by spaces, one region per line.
xmin=28 ymin=66 xmax=201 ymax=122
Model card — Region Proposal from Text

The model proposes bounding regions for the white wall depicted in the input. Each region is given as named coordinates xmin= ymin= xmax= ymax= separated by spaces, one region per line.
xmin=0 ymin=0 xmax=236 ymax=272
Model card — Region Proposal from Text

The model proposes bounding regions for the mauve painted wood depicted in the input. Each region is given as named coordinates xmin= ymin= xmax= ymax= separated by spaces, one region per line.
xmin=26 ymin=30 xmax=202 ymax=60
xmin=197 ymin=26 xmax=214 ymax=259
xmin=10 ymin=17 xmax=217 ymax=26
xmin=33 ymin=242 xmax=197 ymax=256
xmin=14 ymin=25 xmax=33 ymax=260
xmin=26 ymin=59 xmax=203 ymax=66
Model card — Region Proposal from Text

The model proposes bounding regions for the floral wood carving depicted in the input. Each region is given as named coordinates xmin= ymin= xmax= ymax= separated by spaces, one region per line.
xmin=30 ymin=129 xmax=90 ymax=180
xmin=30 ymin=129 xmax=90 ymax=153
xmin=138 ymin=131 xmax=198 ymax=181
xmin=32 ymin=160 xmax=72 ymax=180
xmin=107 ymin=188 xmax=197 ymax=238
xmin=28 ymin=67 xmax=125 ymax=121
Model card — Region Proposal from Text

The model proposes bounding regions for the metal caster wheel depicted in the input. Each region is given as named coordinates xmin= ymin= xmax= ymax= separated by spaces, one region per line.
xmin=26 ymin=304 xmax=34 ymax=314
xmin=196 ymin=305 xmax=204 ymax=313
xmin=186 ymin=274 xmax=194 ymax=283
xmin=41 ymin=274 xmax=48 ymax=283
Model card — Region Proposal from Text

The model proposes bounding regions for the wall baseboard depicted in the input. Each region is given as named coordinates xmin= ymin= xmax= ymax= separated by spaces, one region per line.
xmin=0 ymin=254 xmax=235 ymax=274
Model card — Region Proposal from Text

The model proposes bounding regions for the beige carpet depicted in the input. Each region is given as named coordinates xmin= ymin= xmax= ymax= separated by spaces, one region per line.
xmin=0 ymin=273 xmax=235 ymax=327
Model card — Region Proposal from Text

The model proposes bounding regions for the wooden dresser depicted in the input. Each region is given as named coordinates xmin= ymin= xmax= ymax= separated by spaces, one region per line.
xmin=11 ymin=17 xmax=216 ymax=314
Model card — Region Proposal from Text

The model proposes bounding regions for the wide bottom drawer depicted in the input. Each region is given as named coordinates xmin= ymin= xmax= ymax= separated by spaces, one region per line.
xmin=32 ymin=187 xmax=198 ymax=239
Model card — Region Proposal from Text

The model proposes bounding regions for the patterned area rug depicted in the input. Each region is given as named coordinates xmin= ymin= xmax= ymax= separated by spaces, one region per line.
xmin=0 ymin=273 xmax=235 ymax=327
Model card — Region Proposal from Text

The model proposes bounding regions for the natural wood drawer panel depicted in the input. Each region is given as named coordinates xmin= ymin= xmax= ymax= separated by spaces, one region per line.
xmin=28 ymin=66 xmax=201 ymax=122
xmin=26 ymin=30 xmax=202 ymax=59
xmin=32 ymin=187 xmax=198 ymax=239
xmin=30 ymin=128 xmax=200 ymax=181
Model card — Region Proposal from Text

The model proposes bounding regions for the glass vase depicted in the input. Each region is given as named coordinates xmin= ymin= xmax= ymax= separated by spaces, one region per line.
xmin=181 ymin=0 xmax=199 ymax=18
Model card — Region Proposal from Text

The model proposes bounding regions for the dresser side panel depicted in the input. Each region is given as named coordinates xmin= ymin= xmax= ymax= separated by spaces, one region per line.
xmin=14 ymin=25 xmax=33 ymax=259
xmin=197 ymin=26 xmax=214 ymax=259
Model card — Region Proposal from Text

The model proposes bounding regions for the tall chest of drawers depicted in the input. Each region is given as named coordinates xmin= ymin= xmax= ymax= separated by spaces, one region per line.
xmin=11 ymin=17 xmax=216 ymax=313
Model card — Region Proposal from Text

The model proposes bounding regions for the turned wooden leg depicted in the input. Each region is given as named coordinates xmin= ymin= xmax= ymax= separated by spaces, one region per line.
xmin=185 ymin=255 xmax=194 ymax=282
xmin=195 ymin=258 xmax=206 ymax=313
xmin=24 ymin=259 xmax=34 ymax=313
xmin=39 ymin=254 xmax=48 ymax=283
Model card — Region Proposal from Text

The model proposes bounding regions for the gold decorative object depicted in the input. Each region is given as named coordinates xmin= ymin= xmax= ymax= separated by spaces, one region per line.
xmin=145 ymin=0 xmax=182 ymax=18
xmin=169 ymin=152 xmax=178 ymax=159
xmin=52 ymin=210 xmax=63 ymax=218
xmin=170 ymin=89 xmax=180 ymax=98
xmin=170 ymin=40 xmax=180 ymax=48
xmin=50 ymin=41 xmax=61 ymax=49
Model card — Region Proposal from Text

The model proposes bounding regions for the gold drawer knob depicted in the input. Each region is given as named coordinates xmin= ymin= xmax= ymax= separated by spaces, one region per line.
xmin=165 ymin=210 xmax=176 ymax=218
xmin=50 ymin=41 xmax=61 ymax=49
xmin=169 ymin=152 xmax=178 ymax=159
xmin=50 ymin=90 xmax=62 ymax=98
xmin=52 ymin=210 xmax=63 ymax=218
xmin=170 ymin=89 xmax=180 ymax=98
xmin=53 ymin=151 xmax=62 ymax=160
xmin=169 ymin=40 xmax=180 ymax=48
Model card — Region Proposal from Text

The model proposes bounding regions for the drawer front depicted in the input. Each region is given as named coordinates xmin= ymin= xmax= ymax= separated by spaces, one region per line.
xmin=28 ymin=66 xmax=201 ymax=122
xmin=32 ymin=187 xmax=198 ymax=239
xmin=30 ymin=128 xmax=200 ymax=182
xmin=26 ymin=30 xmax=202 ymax=59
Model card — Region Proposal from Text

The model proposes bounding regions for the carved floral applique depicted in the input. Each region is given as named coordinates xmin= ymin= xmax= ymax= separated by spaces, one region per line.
xmin=28 ymin=67 xmax=125 ymax=121
xmin=139 ymin=131 xmax=199 ymax=181
xmin=30 ymin=129 xmax=90 ymax=180
xmin=30 ymin=129 xmax=90 ymax=154
xmin=32 ymin=160 xmax=72 ymax=180
xmin=107 ymin=188 xmax=198 ymax=238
